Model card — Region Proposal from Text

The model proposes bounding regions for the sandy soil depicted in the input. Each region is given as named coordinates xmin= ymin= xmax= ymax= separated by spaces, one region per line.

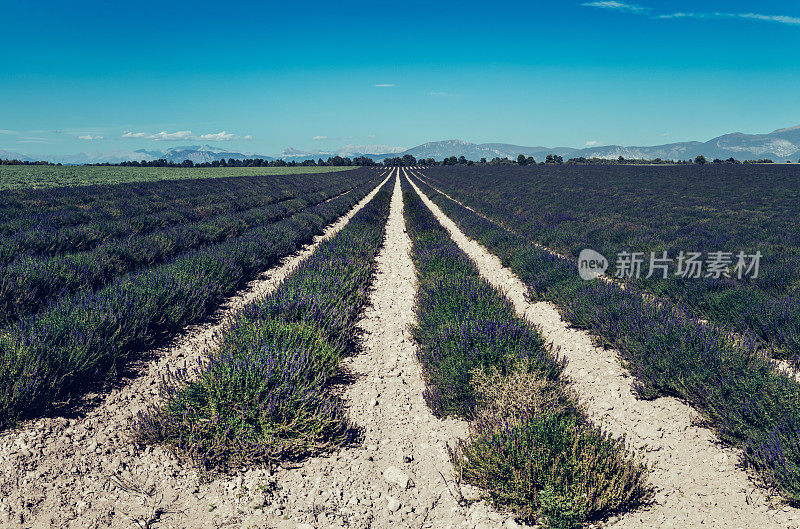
xmin=405 ymin=169 xmax=800 ymax=529
xmin=0 ymin=171 xmax=391 ymax=529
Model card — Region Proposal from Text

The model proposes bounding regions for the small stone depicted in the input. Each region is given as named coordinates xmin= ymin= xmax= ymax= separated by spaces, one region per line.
xmin=386 ymin=496 xmax=401 ymax=512
xmin=384 ymin=466 xmax=410 ymax=489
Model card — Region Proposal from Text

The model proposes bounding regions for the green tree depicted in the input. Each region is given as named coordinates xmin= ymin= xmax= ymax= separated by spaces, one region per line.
xmin=402 ymin=154 xmax=417 ymax=166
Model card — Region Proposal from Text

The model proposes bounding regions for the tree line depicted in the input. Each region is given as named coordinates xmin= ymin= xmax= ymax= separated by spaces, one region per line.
xmin=1 ymin=154 xmax=790 ymax=168
xmin=0 ymin=159 xmax=60 ymax=166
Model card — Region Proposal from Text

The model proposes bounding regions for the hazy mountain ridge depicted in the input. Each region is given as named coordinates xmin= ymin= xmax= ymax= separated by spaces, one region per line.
xmin=3 ymin=125 xmax=800 ymax=164
xmin=406 ymin=126 xmax=800 ymax=161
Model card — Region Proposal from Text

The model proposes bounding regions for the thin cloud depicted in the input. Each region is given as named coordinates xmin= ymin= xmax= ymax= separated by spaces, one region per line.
xmin=313 ymin=135 xmax=328 ymax=140
xmin=581 ymin=2 xmax=800 ymax=27
xmin=657 ymin=12 xmax=800 ymax=26
xmin=0 ymin=129 xmax=18 ymax=135
xmin=375 ymin=83 xmax=395 ymax=87
xmin=582 ymin=1 xmax=647 ymax=13
xmin=78 ymin=134 xmax=104 ymax=140
xmin=427 ymin=91 xmax=454 ymax=97
xmin=121 ymin=130 xmax=250 ymax=142
xmin=365 ymin=134 xmax=376 ymax=139
xmin=585 ymin=140 xmax=601 ymax=147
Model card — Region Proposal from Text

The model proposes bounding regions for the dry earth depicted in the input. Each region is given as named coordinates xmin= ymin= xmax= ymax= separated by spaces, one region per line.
xmin=405 ymin=169 xmax=800 ymax=529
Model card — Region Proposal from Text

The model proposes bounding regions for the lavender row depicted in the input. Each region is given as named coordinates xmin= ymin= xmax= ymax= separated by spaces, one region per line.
xmin=409 ymin=171 xmax=800 ymax=505
xmin=0 ymin=173 xmax=386 ymax=431
xmin=0 ymin=169 xmax=333 ymax=231
xmin=418 ymin=165 xmax=800 ymax=362
xmin=136 ymin=177 xmax=394 ymax=471
xmin=0 ymin=177 xmax=377 ymax=325
xmin=0 ymin=169 xmax=369 ymax=263
xmin=402 ymin=176 xmax=649 ymax=528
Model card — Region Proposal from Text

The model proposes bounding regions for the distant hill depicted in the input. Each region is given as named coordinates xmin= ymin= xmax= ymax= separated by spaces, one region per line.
xmin=0 ymin=150 xmax=33 ymax=162
xmin=4 ymin=125 xmax=800 ymax=164
xmin=278 ymin=144 xmax=406 ymax=161
xmin=401 ymin=125 xmax=800 ymax=162
xmin=133 ymin=145 xmax=274 ymax=164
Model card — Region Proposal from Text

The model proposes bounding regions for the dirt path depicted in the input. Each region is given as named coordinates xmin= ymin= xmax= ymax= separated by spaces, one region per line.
xmin=405 ymin=169 xmax=800 ymax=529
xmin=0 ymin=171 xmax=391 ymax=529
xmin=246 ymin=171 xmax=523 ymax=529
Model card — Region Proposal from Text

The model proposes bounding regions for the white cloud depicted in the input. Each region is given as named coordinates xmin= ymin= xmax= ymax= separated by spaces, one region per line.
xmin=150 ymin=130 xmax=194 ymax=141
xmin=197 ymin=131 xmax=236 ymax=141
xmin=375 ymin=83 xmax=395 ymax=87
xmin=78 ymin=134 xmax=104 ymax=140
xmin=0 ymin=129 xmax=18 ymax=135
xmin=657 ymin=11 xmax=800 ymax=25
xmin=121 ymin=130 xmax=251 ymax=142
xmin=585 ymin=140 xmax=601 ymax=147
xmin=582 ymin=1 xmax=647 ymax=13
xmin=122 ymin=131 xmax=148 ymax=138
xmin=427 ymin=91 xmax=453 ymax=97
xmin=365 ymin=134 xmax=376 ymax=139
xmin=313 ymin=135 xmax=329 ymax=140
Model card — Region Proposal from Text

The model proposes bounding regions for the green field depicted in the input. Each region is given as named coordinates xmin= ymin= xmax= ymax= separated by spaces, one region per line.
xmin=0 ymin=165 xmax=356 ymax=190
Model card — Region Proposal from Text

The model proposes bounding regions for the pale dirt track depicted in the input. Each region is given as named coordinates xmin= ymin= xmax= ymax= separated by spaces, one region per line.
xmin=405 ymin=169 xmax=800 ymax=529
xmin=0 ymin=171 xmax=391 ymax=529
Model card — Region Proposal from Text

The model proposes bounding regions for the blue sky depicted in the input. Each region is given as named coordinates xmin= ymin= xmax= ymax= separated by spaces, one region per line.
xmin=2 ymin=0 xmax=799 ymax=156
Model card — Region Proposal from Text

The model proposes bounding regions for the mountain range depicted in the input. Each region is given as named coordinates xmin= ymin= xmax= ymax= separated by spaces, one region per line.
xmin=405 ymin=126 xmax=800 ymax=161
xmin=3 ymin=125 xmax=800 ymax=164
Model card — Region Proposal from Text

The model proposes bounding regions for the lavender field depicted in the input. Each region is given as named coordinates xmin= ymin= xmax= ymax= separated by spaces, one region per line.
xmin=1 ymin=165 xmax=799 ymax=529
